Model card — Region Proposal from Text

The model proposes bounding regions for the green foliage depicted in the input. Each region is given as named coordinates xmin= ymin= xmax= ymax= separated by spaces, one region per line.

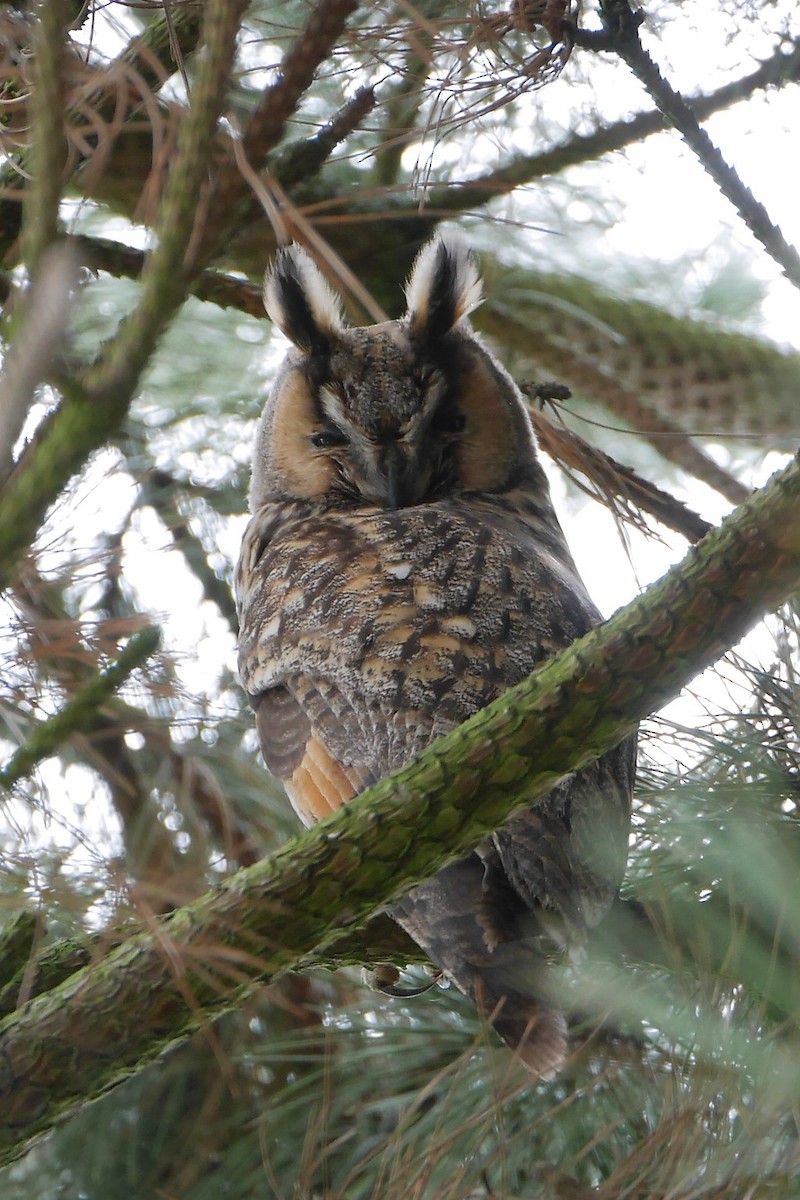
xmin=1 ymin=0 xmax=799 ymax=1196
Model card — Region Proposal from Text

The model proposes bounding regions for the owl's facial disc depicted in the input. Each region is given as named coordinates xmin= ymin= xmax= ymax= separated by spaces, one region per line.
xmin=308 ymin=363 xmax=460 ymax=509
xmin=253 ymin=236 xmax=544 ymax=514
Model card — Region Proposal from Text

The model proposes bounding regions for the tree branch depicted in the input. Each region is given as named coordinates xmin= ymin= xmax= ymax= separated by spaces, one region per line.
xmin=83 ymin=0 xmax=247 ymax=401
xmin=20 ymin=0 xmax=68 ymax=275
xmin=191 ymin=0 xmax=360 ymax=273
xmin=0 ymin=626 xmax=161 ymax=790
xmin=431 ymin=36 xmax=800 ymax=211
xmin=525 ymin=401 xmax=713 ymax=543
xmin=0 ymin=451 xmax=798 ymax=1164
xmin=595 ymin=0 xmax=800 ymax=291
xmin=0 ymin=0 xmax=245 ymax=592
xmin=0 ymin=910 xmax=423 ymax=1023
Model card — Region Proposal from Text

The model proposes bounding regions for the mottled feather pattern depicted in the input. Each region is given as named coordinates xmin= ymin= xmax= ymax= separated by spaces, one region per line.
xmin=236 ymin=233 xmax=636 ymax=1079
xmin=238 ymin=494 xmax=596 ymax=768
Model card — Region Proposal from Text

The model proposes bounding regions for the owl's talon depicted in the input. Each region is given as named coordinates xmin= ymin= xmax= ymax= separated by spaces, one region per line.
xmin=362 ymin=963 xmax=400 ymax=993
xmin=363 ymin=966 xmax=442 ymax=998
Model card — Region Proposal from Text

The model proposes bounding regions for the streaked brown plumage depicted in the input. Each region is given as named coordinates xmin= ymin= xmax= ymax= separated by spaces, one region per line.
xmin=236 ymin=234 xmax=636 ymax=1079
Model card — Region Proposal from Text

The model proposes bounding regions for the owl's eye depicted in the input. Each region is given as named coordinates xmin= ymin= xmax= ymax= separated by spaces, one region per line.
xmin=310 ymin=427 xmax=348 ymax=450
xmin=433 ymin=408 xmax=467 ymax=435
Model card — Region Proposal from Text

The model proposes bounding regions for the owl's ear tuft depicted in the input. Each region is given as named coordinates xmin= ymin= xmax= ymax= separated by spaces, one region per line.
xmin=405 ymin=232 xmax=483 ymax=343
xmin=264 ymin=245 xmax=344 ymax=353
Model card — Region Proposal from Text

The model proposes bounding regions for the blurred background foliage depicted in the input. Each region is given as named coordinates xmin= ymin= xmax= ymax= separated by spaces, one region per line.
xmin=1 ymin=1 xmax=799 ymax=1196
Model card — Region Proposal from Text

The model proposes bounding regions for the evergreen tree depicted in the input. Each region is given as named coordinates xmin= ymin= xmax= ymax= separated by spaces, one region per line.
xmin=1 ymin=2 xmax=799 ymax=1196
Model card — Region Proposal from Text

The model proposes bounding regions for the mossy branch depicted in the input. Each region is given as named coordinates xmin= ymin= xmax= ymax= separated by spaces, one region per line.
xmin=0 ymin=0 xmax=243 ymax=592
xmin=83 ymin=0 xmax=247 ymax=401
xmin=0 ymin=912 xmax=422 ymax=1023
xmin=0 ymin=452 xmax=798 ymax=1164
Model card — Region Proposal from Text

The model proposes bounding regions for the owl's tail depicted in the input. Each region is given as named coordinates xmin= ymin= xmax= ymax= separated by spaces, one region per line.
xmin=391 ymin=855 xmax=568 ymax=1080
xmin=492 ymin=1005 xmax=567 ymax=1081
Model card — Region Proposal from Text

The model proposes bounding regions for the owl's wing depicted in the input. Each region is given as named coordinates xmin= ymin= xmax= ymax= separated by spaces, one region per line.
xmin=250 ymin=683 xmax=370 ymax=825
xmin=493 ymin=736 xmax=637 ymax=944
xmin=237 ymin=508 xmax=436 ymax=821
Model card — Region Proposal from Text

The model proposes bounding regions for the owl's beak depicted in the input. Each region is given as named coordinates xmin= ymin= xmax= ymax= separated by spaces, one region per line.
xmin=374 ymin=437 xmax=425 ymax=508
xmin=379 ymin=440 xmax=404 ymax=509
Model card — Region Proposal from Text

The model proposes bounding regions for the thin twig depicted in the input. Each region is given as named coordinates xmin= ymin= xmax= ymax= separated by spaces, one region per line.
xmin=0 ymin=243 xmax=78 ymax=486
xmin=592 ymin=1 xmax=800 ymax=291
xmin=0 ymin=625 xmax=161 ymax=791
xmin=524 ymin=397 xmax=713 ymax=543
xmin=193 ymin=0 xmax=360 ymax=271
xmin=432 ymin=35 xmax=800 ymax=210
xmin=573 ymin=403 xmax=751 ymax=508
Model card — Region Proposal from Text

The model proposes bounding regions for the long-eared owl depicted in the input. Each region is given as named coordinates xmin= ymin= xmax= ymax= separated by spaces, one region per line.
xmin=235 ymin=234 xmax=636 ymax=1079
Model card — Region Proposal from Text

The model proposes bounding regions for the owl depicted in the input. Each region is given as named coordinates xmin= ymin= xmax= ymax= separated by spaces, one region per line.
xmin=235 ymin=233 xmax=636 ymax=1079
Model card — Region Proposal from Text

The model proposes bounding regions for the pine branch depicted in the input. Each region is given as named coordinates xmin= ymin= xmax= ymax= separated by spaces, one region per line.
xmin=594 ymin=0 xmax=800 ymax=291
xmin=192 ymin=0 xmax=360 ymax=273
xmin=0 ymin=0 xmax=245 ymax=592
xmin=526 ymin=402 xmax=713 ymax=543
xmin=20 ymin=0 xmax=68 ymax=275
xmin=0 ymin=451 xmax=798 ymax=1164
xmin=432 ymin=36 xmax=800 ymax=210
xmin=0 ymin=626 xmax=161 ymax=790
xmin=6 ymin=10 xmax=798 ymax=282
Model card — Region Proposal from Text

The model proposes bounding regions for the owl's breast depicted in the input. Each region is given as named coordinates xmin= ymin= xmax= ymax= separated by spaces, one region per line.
xmin=236 ymin=497 xmax=599 ymax=741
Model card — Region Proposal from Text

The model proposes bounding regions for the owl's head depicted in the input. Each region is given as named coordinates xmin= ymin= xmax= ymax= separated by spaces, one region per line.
xmin=250 ymin=233 xmax=544 ymax=512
